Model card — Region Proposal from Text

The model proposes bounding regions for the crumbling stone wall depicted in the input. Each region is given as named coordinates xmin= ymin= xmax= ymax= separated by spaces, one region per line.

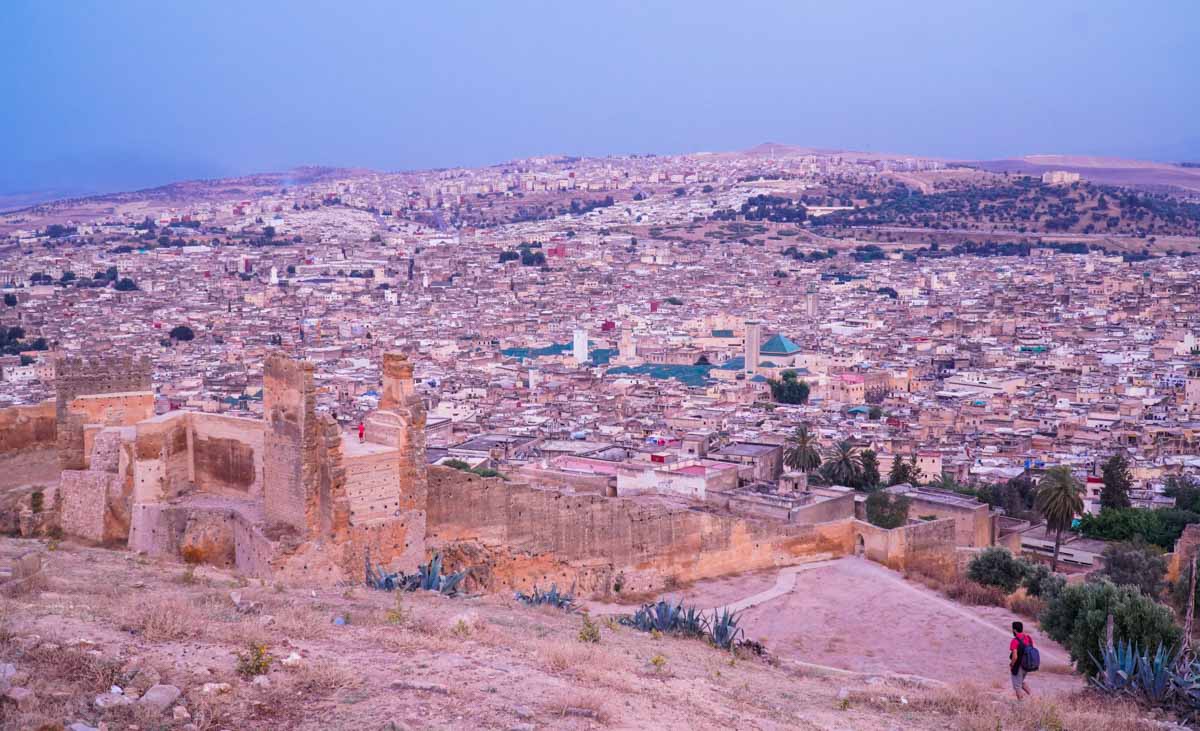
xmin=190 ymin=414 xmax=264 ymax=497
xmin=262 ymin=353 xmax=317 ymax=532
xmin=0 ymin=401 xmax=56 ymax=457
xmin=427 ymin=468 xmax=851 ymax=595
xmin=54 ymin=355 xmax=152 ymax=469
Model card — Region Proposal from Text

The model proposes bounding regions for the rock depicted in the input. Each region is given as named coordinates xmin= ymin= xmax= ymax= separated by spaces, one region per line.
xmin=139 ymin=684 xmax=181 ymax=713
xmin=281 ymin=652 xmax=302 ymax=667
xmin=110 ymin=685 xmax=124 ymax=694
xmin=260 ymin=615 xmax=275 ymax=626
xmin=68 ymin=723 xmax=100 ymax=731
xmin=835 ymin=687 xmax=850 ymax=701
xmin=511 ymin=705 xmax=534 ymax=719
xmin=200 ymin=682 xmax=232 ymax=695
xmin=509 ymin=725 xmax=535 ymax=731
xmin=252 ymin=675 xmax=271 ymax=689
xmin=390 ymin=680 xmax=449 ymax=695
xmin=3 ymin=686 xmax=34 ymax=712
xmin=173 ymin=705 xmax=191 ymax=721
xmin=563 ymin=707 xmax=597 ymax=719
xmin=95 ymin=691 xmax=133 ymax=709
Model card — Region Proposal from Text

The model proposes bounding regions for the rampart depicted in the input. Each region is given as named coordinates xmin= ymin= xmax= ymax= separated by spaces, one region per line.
xmin=426 ymin=468 xmax=855 ymax=595
xmin=54 ymin=355 xmax=153 ymax=469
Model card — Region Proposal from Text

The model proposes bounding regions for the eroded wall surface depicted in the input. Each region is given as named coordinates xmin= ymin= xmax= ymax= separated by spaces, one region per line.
xmin=427 ymin=468 xmax=853 ymax=595
xmin=54 ymin=356 xmax=152 ymax=469
xmin=0 ymin=401 xmax=56 ymax=457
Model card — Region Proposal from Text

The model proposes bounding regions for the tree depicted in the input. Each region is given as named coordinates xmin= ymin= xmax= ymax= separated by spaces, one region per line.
xmin=967 ymin=547 xmax=1028 ymax=593
xmin=783 ymin=425 xmax=821 ymax=474
xmin=821 ymin=440 xmax=862 ymax=486
xmin=887 ymin=456 xmax=913 ymax=486
xmin=767 ymin=370 xmax=810 ymax=405
xmin=1100 ymin=453 xmax=1133 ymax=510
xmin=1164 ymin=474 xmax=1200 ymax=512
xmin=114 ymin=277 xmax=138 ymax=291
xmin=694 ymin=354 xmax=710 ymax=365
xmin=169 ymin=325 xmax=195 ymax=342
xmin=1040 ymin=579 xmax=1180 ymax=676
xmin=1036 ymin=466 xmax=1085 ymax=571
xmin=3 ymin=294 xmax=15 ymax=307
xmin=865 ymin=491 xmax=911 ymax=529
xmin=1097 ymin=539 xmax=1166 ymax=598
xmin=1022 ymin=562 xmax=1065 ymax=599
xmin=499 ymin=250 xmax=520 ymax=263
xmin=858 ymin=450 xmax=880 ymax=491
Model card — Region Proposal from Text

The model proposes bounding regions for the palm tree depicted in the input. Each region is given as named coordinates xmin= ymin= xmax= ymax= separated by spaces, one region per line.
xmin=784 ymin=425 xmax=822 ymax=474
xmin=1035 ymin=466 xmax=1085 ymax=571
xmin=822 ymin=440 xmax=862 ymax=487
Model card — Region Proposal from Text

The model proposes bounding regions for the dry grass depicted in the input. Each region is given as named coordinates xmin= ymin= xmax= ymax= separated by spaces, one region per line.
xmin=1007 ymin=593 xmax=1046 ymax=619
xmin=287 ymin=658 xmax=360 ymax=696
xmin=544 ymin=688 xmax=612 ymax=725
xmin=943 ymin=578 xmax=1008 ymax=607
xmin=131 ymin=596 xmax=200 ymax=641
xmin=912 ymin=682 xmax=1169 ymax=731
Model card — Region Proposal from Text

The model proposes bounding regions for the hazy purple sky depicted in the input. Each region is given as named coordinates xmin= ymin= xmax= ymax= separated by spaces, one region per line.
xmin=2 ymin=1 xmax=1197 ymax=197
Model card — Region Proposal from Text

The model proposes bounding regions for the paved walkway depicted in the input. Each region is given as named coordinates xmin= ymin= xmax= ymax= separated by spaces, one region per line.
xmin=706 ymin=558 xmax=841 ymax=613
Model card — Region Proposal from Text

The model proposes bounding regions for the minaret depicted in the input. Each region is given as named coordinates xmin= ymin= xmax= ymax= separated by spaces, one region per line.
xmin=744 ymin=320 xmax=761 ymax=375
xmin=573 ymin=328 xmax=589 ymax=364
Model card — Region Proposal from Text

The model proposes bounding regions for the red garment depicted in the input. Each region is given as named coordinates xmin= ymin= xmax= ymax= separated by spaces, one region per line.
xmin=1010 ymin=633 xmax=1033 ymax=652
xmin=358 ymin=423 xmax=365 ymax=437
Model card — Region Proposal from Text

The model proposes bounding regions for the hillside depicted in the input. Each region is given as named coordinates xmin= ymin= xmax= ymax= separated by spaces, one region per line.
xmin=0 ymin=538 xmax=1178 ymax=731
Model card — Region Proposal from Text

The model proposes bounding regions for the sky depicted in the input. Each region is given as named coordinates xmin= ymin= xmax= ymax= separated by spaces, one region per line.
xmin=2 ymin=0 xmax=1197 ymax=199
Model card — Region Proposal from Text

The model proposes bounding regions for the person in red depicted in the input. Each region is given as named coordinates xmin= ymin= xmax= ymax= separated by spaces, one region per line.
xmin=357 ymin=421 xmax=365 ymax=442
xmin=1009 ymin=620 xmax=1034 ymax=700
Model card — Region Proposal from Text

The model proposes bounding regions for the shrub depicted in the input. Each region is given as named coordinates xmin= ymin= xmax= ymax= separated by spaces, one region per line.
xmin=966 ymin=547 xmax=1027 ymax=593
xmin=1097 ymin=539 xmax=1166 ymax=598
xmin=235 ymin=643 xmax=274 ymax=677
xmin=514 ymin=583 xmax=575 ymax=610
xmin=578 ymin=614 xmax=601 ymax=644
xmin=1041 ymin=579 xmax=1181 ymax=676
xmin=865 ymin=490 xmax=911 ymax=529
xmin=1022 ymin=562 xmax=1065 ymax=599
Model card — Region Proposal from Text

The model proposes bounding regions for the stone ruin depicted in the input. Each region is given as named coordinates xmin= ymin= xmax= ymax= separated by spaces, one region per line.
xmin=45 ymin=351 xmax=428 ymax=583
xmin=8 ymin=350 xmax=965 ymax=594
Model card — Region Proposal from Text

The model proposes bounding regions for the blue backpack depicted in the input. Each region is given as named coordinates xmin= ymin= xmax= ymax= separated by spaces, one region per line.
xmin=1018 ymin=636 xmax=1040 ymax=672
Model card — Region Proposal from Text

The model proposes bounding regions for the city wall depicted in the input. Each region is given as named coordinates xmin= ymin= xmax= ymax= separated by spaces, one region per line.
xmin=426 ymin=468 xmax=855 ymax=596
xmin=853 ymin=517 xmax=957 ymax=570
xmin=54 ymin=355 xmax=152 ymax=469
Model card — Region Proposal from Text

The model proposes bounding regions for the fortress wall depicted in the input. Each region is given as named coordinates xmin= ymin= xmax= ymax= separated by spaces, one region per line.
xmin=132 ymin=412 xmax=191 ymax=503
xmin=191 ymin=413 xmax=264 ymax=498
xmin=344 ymin=450 xmax=402 ymax=526
xmin=262 ymin=353 xmax=313 ymax=531
xmin=0 ymin=400 xmax=56 ymax=456
xmin=853 ymin=517 xmax=957 ymax=569
xmin=427 ymin=468 xmax=850 ymax=595
xmin=54 ymin=355 xmax=152 ymax=469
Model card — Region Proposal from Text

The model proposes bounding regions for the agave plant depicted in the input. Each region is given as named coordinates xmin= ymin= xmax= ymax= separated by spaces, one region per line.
xmin=1133 ymin=643 xmax=1179 ymax=706
xmin=365 ymin=552 xmax=467 ymax=596
xmin=1171 ymin=656 xmax=1200 ymax=711
xmin=619 ymin=599 xmax=706 ymax=636
xmin=1089 ymin=639 xmax=1139 ymax=695
xmin=707 ymin=608 xmax=744 ymax=650
xmin=514 ymin=583 xmax=576 ymax=610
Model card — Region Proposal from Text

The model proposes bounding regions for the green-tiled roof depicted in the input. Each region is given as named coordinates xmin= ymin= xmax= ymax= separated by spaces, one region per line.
xmin=761 ymin=334 xmax=801 ymax=355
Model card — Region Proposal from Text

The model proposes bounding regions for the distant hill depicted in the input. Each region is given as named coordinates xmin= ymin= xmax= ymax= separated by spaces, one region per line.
xmin=966 ymin=155 xmax=1200 ymax=194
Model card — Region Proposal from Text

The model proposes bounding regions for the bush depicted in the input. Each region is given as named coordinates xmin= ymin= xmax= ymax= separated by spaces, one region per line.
xmin=966 ymin=547 xmax=1026 ymax=593
xmin=1022 ymin=562 xmax=1066 ymax=599
xmin=865 ymin=491 xmax=911 ymax=529
xmin=1040 ymin=579 xmax=1180 ymax=676
xmin=236 ymin=643 xmax=274 ymax=677
xmin=578 ymin=614 xmax=601 ymax=644
xmin=1098 ymin=539 xmax=1166 ymax=598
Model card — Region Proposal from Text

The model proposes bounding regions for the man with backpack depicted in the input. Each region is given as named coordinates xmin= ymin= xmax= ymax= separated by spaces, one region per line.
xmin=1009 ymin=620 xmax=1039 ymax=700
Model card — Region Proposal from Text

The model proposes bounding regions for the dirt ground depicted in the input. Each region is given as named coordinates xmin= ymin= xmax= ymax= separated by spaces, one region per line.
xmin=0 ymin=539 xmax=1173 ymax=731
xmin=594 ymin=558 xmax=1080 ymax=697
